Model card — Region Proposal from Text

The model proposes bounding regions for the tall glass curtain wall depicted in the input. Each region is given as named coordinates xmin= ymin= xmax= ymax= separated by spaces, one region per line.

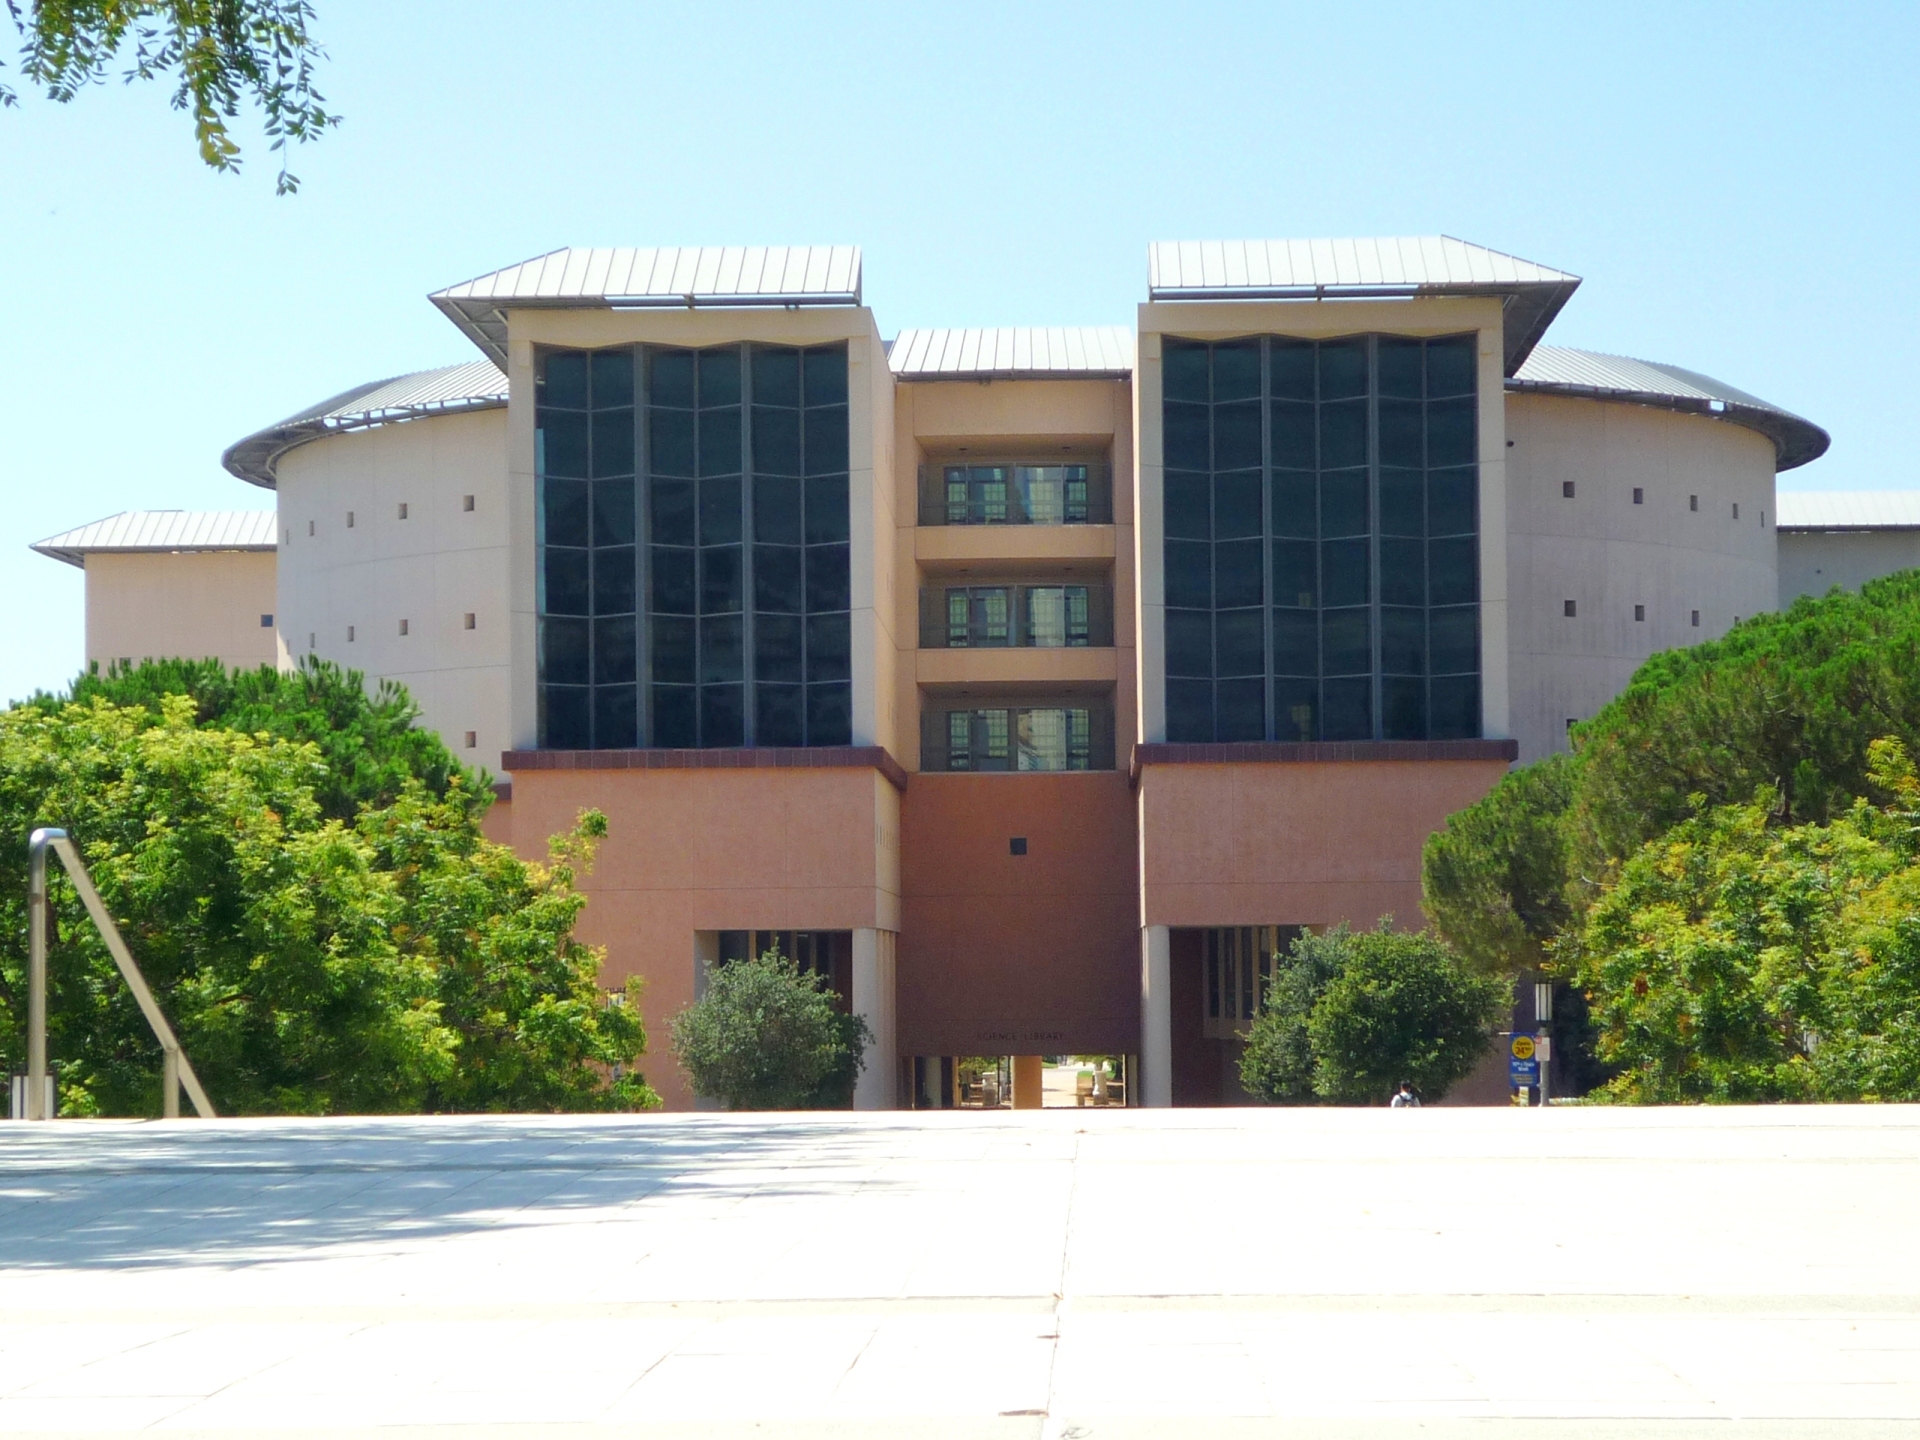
xmin=536 ymin=344 xmax=852 ymax=749
xmin=1161 ymin=335 xmax=1480 ymax=743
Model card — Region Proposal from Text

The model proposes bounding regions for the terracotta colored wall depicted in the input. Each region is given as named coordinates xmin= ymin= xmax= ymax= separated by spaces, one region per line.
xmin=497 ymin=765 xmax=898 ymax=1109
xmin=1138 ymin=759 xmax=1510 ymax=930
xmin=898 ymin=771 xmax=1139 ymax=1056
xmin=1167 ymin=928 xmax=1221 ymax=1106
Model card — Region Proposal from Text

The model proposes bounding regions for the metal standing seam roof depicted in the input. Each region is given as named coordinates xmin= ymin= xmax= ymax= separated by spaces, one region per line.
xmin=1509 ymin=346 xmax=1830 ymax=472
xmin=31 ymin=511 xmax=279 ymax=568
xmin=1147 ymin=236 xmax=1581 ymax=376
xmin=221 ymin=359 xmax=509 ymax=488
xmin=888 ymin=326 xmax=1134 ymax=380
xmin=431 ymin=246 xmax=864 ymax=366
xmin=1774 ymin=491 xmax=1920 ymax=531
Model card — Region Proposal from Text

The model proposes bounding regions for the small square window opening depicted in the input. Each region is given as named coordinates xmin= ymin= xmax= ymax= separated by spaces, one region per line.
xmin=1632 ymin=487 xmax=1644 ymax=505
xmin=1689 ymin=495 xmax=1699 ymax=512
xmin=259 ymin=613 xmax=274 ymax=628
xmin=307 ymin=520 xmax=315 ymax=537
xmin=464 ymin=731 xmax=478 ymax=749
xmin=1733 ymin=502 xmax=1740 ymax=519
xmin=1009 ymin=837 xmax=1028 ymax=856
xmin=1634 ymin=604 xmax=1645 ymax=622
xmin=1563 ymin=600 xmax=1577 ymax=617
xmin=1561 ymin=481 xmax=1575 ymax=499
xmin=1692 ymin=610 xmax=1701 ymax=627
xmin=347 ymin=625 xmax=356 ymax=642
xmin=463 ymin=613 xmax=476 ymax=630
xmin=399 ymin=619 xmax=409 ymax=636
xmin=347 ymin=511 xmax=355 ymax=528
xmin=462 ymin=494 xmax=475 ymax=512
xmin=1566 ymin=718 xmax=1577 ymax=732
xmin=398 ymin=503 xmax=409 ymax=520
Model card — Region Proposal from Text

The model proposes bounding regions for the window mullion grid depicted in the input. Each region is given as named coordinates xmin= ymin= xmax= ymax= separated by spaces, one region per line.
xmin=1312 ymin=340 xmax=1326 ymax=742
xmin=740 ymin=344 xmax=755 ymax=747
xmin=1367 ymin=334 xmax=1383 ymax=743
xmin=1260 ymin=337 xmax=1275 ymax=742
xmin=635 ymin=348 xmax=651 ymax=746
xmin=1206 ymin=342 xmax=1220 ymax=743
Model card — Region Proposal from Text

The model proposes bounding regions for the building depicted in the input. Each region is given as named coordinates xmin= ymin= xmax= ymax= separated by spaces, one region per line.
xmin=1777 ymin=491 xmax=1920 ymax=602
xmin=34 ymin=239 xmax=1841 ymax=1108
xmin=30 ymin=510 xmax=283 ymax=673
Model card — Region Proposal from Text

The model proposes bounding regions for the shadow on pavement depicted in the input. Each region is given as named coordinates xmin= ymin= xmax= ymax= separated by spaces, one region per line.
xmin=0 ymin=1114 xmax=920 ymax=1271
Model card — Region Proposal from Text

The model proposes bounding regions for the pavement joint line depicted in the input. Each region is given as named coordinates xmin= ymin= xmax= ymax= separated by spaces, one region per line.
xmin=13 ymin=1293 xmax=1920 ymax=1324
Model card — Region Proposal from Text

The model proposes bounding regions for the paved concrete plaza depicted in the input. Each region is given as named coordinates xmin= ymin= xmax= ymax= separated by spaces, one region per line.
xmin=1 ymin=1106 xmax=1917 ymax=1438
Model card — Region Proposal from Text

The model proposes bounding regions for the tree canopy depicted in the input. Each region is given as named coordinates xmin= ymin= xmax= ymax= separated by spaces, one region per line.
xmin=1422 ymin=573 xmax=1920 ymax=1102
xmin=1567 ymin=740 xmax=1920 ymax=1103
xmin=0 ymin=669 xmax=657 ymax=1115
xmin=2 ymin=0 xmax=336 ymax=192
xmin=1425 ymin=572 xmax=1920 ymax=980
xmin=1239 ymin=922 xmax=1507 ymax=1105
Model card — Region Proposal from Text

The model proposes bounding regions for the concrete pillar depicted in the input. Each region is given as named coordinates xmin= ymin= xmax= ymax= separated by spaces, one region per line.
xmin=1140 ymin=925 xmax=1172 ymax=1107
xmin=1011 ymin=1055 xmax=1044 ymax=1110
xmin=852 ymin=928 xmax=897 ymax=1110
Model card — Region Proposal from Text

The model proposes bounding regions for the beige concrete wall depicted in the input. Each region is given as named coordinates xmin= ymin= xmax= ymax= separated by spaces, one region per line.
xmin=893 ymin=377 xmax=1136 ymax=771
xmin=1779 ymin=529 xmax=1920 ymax=604
xmin=504 ymin=307 xmax=896 ymax=753
xmin=84 ymin=550 xmax=280 ymax=672
xmin=1133 ymin=296 xmax=1511 ymax=744
xmin=1504 ymin=392 xmax=1778 ymax=763
xmin=274 ymin=407 xmax=512 ymax=768
xmin=493 ymin=763 xmax=901 ymax=1110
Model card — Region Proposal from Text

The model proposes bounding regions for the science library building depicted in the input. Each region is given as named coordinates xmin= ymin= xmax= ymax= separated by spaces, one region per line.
xmin=36 ymin=238 xmax=1843 ymax=1108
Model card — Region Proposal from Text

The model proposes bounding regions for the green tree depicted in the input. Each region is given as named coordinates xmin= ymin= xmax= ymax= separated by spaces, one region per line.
xmin=1240 ymin=922 xmax=1506 ymax=1105
xmin=0 ymin=693 xmax=657 ymax=1115
xmin=3 ymin=0 xmax=336 ymax=191
xmin=672 ymin=947 xmax=870 ymax=1110
xmin=53 ymin=657 xmax=472 ymax=821
xmin=1425 ymin=572 xmax=1920 ymax=976
xmin=1236 ymin=927 xmax=1347 ymax=1103
xmin=1564 ymin=739 xmax=1920 ymax=1104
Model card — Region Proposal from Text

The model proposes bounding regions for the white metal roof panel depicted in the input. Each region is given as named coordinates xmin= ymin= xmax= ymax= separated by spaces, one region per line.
xmin=430 ymin=246 xmax=863 ymax=365
xmin=889 ymin=326 xmax=1133 ymax=380
xmin=222 ymin=359 xmax=508 ymax=489
xmin=32 ymin=511 xmax=278 ymax=568
xmin=1510 ymin=346 xmax=1829 ymax=472
xmin=1147 ymin=236 xmax=1581 ymax=374
xmin=1775 ymin=491 xmax=1920 ymax=531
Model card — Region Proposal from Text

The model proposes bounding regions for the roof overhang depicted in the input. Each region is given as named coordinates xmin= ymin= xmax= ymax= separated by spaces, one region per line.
xmin=1146 ymin=237 xmax=1581 ymax=374
xmin=221 ymin=360 xmax=509 ymax=489
xmin=1508 ymin=347 xmax=1830 ymax=472
xmin=430 ymin=247 xmax=864 ymax=366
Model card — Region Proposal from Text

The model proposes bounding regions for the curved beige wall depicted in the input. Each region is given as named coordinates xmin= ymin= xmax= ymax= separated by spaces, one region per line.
xmin=1504 ymin=392 xmax=1778 ymax=763
xmin=273 ymin=408 xmax=512 ymax=768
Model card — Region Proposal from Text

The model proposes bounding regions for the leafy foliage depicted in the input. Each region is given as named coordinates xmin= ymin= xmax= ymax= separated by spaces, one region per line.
xmin=1565 ymin=739 xmax=1920 ymax=1103
xmin=56 ymin=657 xmax=471 ymax=822
xmin=0 ymin=693 xmax=657 ymax=1115
xmin=2 ymin=0 xmax=337 ymax=191
xmin=672 ymin=947 xmax=870 ymax=1111
xmin=1239 ymin=922 xmax=1507 ymax=1105
xmin=1425 ymin=573 xmax=1920 ymax=976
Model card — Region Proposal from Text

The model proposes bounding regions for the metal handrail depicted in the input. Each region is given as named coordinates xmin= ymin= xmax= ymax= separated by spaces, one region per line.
xmin=26 ymin=827 xmax=215 ymax=1121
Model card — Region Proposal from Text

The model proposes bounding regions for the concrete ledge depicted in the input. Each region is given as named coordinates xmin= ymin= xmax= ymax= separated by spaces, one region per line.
xmin=502 ymin=744 xmax=910 ymax=792
xmin=1130 ymin=737 xmax=1519 ymax=782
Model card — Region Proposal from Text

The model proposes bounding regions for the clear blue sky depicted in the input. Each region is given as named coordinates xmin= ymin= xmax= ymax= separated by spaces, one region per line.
xmin=1 ymin=0 xmax=1914 ymax=703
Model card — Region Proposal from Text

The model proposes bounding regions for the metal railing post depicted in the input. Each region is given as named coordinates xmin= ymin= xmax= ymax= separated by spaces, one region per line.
xmin=23 ymin=826 xmax=214 ymax=1121
xmin=27 ymin=829 xmax=54 ymax=1121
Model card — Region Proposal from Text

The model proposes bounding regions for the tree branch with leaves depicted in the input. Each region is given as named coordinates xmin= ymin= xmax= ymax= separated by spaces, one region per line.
xmin=3 ymin=0 xmax=336 ymax=192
